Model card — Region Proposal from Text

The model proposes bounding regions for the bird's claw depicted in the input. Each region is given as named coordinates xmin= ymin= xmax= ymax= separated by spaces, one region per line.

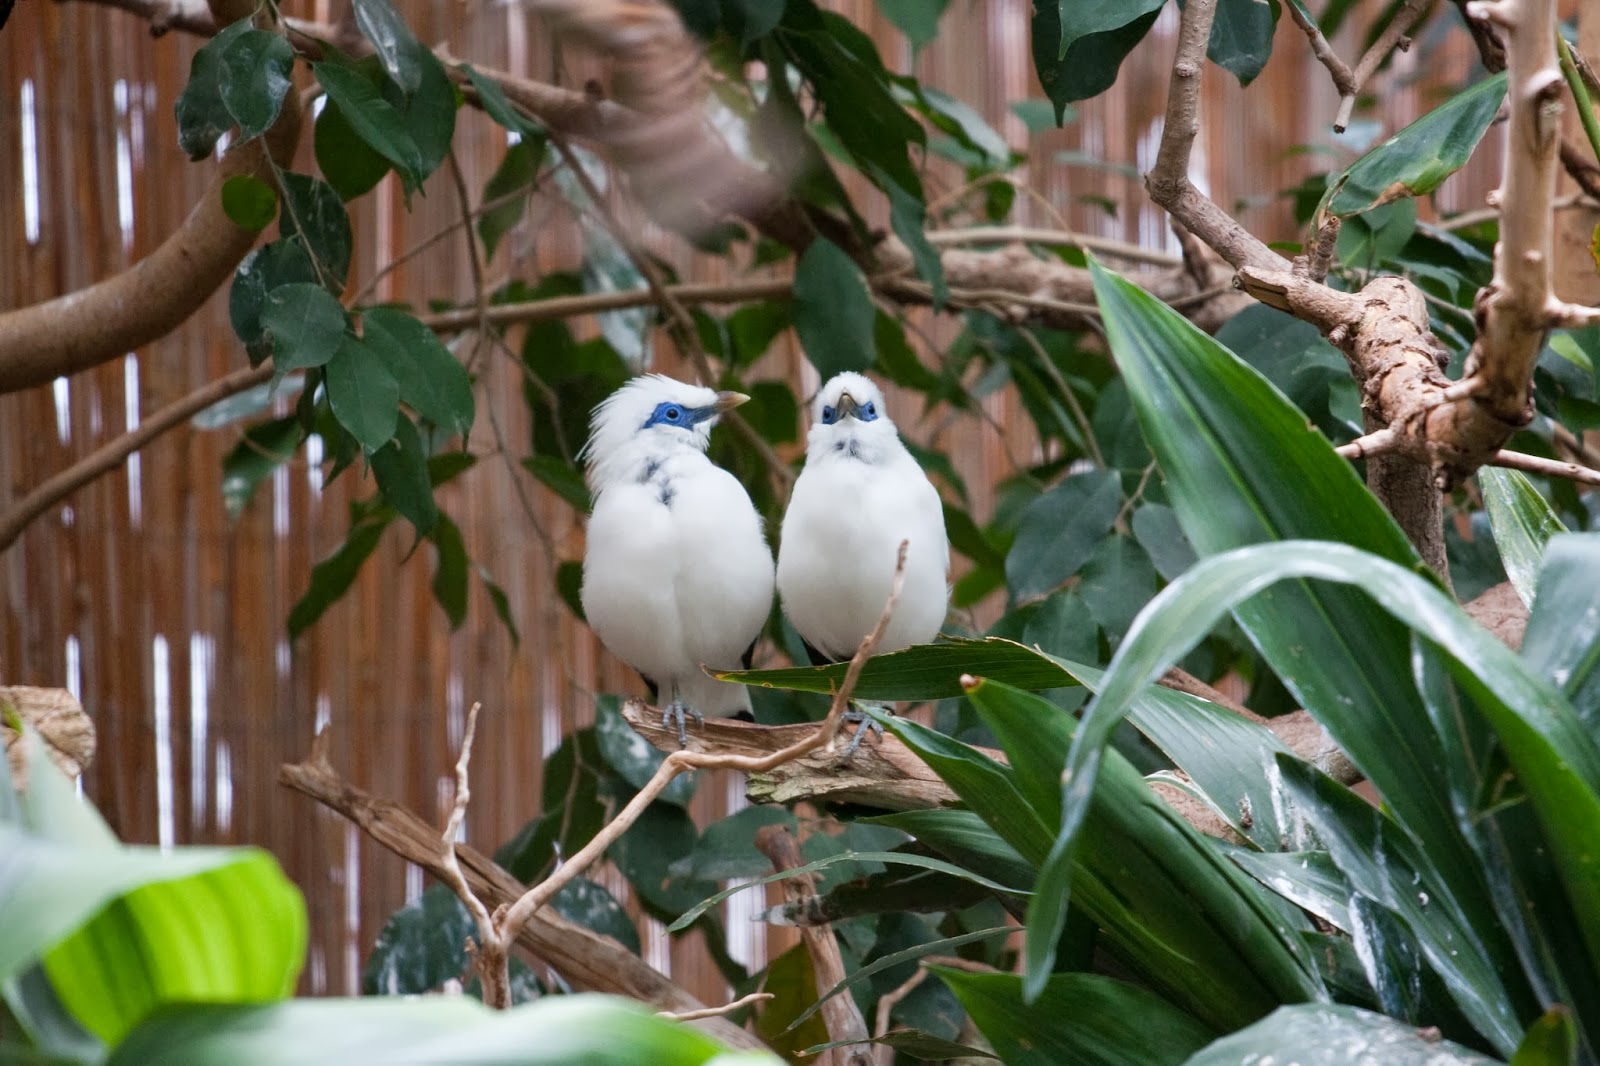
xmin=839 ymin=704 xmax=886 ymax=759
xmin=662 ymin=700 xmax=703 ymax=747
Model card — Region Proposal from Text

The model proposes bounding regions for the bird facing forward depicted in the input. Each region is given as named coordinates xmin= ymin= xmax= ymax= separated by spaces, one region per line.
xmin=777 ymin=372 xmax=949 ymax=668
xmin=580 ymin=375 xmax=775 ymax=743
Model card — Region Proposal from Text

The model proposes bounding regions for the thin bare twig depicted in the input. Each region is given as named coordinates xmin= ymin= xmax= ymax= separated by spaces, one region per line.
xmin=1335 ymin=427 xmax=1400 ymax=460
xmin=1489 ymin=447 xmax=1600 ymax=485
xmin=657 ymin=991 xmax=774 ymax=1022
xmin=1337 ymin=0 xmax=1430 ymax=132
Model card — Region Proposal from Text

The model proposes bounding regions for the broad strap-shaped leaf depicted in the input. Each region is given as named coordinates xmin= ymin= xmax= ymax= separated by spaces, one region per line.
xmin=1182 ymin=1003 xmax=1502 ymax=1066
xmin=1089 ymin=260 xmax=1520 ymax=1019
xmin=1035 ymin=541 xmax=1600 ymax=1054
xmin=791 ymin=237 xmax=875 ymax=379
xmin=1480 ymin=467 xmax=1565 ymax=607
xmin=722 ymin=636 xmax=1077 ymax=701
xmin=937 ymin=968 xmax=1214 ymax=1066
xmin=1521 ymin=533 xmax=1600 ymax=733
xmin=1323 ymin=72 xmax=1508 ymax=219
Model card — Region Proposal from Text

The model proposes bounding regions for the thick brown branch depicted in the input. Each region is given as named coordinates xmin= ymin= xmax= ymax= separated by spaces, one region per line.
xmin=0 ymin=90 xmax=301 ymax=395
xmin=277 ymin=740 xmax=768 ymax=1051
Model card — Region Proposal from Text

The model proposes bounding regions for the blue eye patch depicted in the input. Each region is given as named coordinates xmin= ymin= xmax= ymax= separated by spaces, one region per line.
xmin=643 ymin=401 xmax=709 ymax=429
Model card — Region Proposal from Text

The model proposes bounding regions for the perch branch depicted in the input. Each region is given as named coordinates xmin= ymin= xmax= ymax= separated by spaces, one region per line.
xmin=1488 ymin=447 xmax=1600 ymax=485
xmin=277 ymin=732 xmax=769 ymax=1051
xmin=658 ymin=991 xmax=773 ymax=1023
xmin=756 ymin=825 xmax=872 ymax=1066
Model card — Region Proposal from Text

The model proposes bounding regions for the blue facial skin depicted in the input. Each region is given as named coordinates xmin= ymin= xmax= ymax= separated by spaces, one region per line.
xmin=643 ymin=401 xmax=714 ymax=430
xmin=820 ymin=399 xmax=878 ymax=426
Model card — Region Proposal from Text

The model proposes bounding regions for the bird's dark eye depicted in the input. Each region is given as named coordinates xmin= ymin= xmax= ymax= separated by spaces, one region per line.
xmin=860 ymin=401 xmax=878 ymax=421
xmin=821 ymin=404 xmax=837 ymax=425
xmin=645 ymin=401 xmax=693 ymax=428
xmin=664 ymin=406 xmax=682 ymax=421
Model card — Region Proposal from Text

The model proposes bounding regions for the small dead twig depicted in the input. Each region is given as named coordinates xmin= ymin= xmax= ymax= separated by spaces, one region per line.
xmin=658 ymin=990 xmax=774 ymax=1022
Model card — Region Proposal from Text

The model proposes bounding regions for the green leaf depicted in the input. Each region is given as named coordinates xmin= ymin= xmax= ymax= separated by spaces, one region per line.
xmin=724 ymin=636 xmax=1077 ymax=701
xmin=173 ymin=20 xmax=251 ymax=159
xmin=521 ymin=454 xmax=591 ymax=513
xmin=791 ymin=237 xmax=875 ymax=379
xmin=220 ymin=416 xmax=305 ymax=519
xmin=1208 ymin=0 xmax=1279 ymax=86
xmin=1510 ymin=1006 xmax=1578 ymax=1066
xmin=480 ymin=568 xmax=519 ymax=647
xmin=230 ymin=239 xmax=319 ymax=365
xmin=359 ymin=307 xmax=475 ymax=437
xmin=216 ymin=28 xmax=295 ymax=142
xmin=877 ymin=0 xmax=949 ymax=48
xmin=478 ymin=139 xmax=545 ymax=260
xmin=1076 ymin=534 xmax=1159 ymax=646
xmin=287 ymin=511 xmax=392 ymax=637
xmin=220 ymin=174 xmax=277 ymax=231
xmin=278 ymin=172 xmax=354 ymax=288
xmin=1037 ymin=541 xmax=1600 ymax=1051
xmin=937 ymin=969 xmax=1213 ymax=1066
xmin=1324 ymin=72 xmax=1508 ymax=219
xmin=683 ymin=807 xmax=796 ymax=881
xmin=391 ymin=49 xmax=457 ymax=179
xmin=1522 ymin=534 xmax=1600 ymax=738
xmin=109 ymin=994 xmax=772 ymax=1065
xmin=362 ymin=884 xmax=478 ymax=996
xmin=370 ymin=414 xmax=438 ymax=537
xmin=314 ymin=61 xmax=425 ymax=187
xmin=1480 ymin=467 xmax=1565 ymax=608
xmin=325 ymin=335 xmax=400 ymax=452
xmin=426 ymin=514 xmax=467 ymax=626
xmin=1131 ymin=503 xmax=1199 ymax=580
xmin=351 ymin=0 xmax=425 ymax=95
xmin=1229 ymin=850 xmax=1353 ymax=931
xmin=315 ymin=98 xmax=392 ymax=201
xmin=260 ymin=282 xmax=348 ymax=374
xmin=1184 ymin=1003 xmax=1502 ymax=1066
xmin=1033 ymin=2 xmax=1162 ymax=119
xmin=888 ymin=183 xmax=947 ymax=306
xmin=552 ymin=878 xmax=641 ymax=955
xmin=1004 ymin=470 xmax=1123 ymax=601
xmin=863 ymin=809 xmax=1036 ymax=892
xmin=460 ymin=63 xmax=540 ymax=137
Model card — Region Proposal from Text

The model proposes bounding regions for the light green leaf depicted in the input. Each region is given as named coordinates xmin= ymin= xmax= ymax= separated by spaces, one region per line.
xmin=1183 ymin=1003 xmax=1502 ymax=1066
xmin=1481 ymin=467 xmax=1565 ymax=607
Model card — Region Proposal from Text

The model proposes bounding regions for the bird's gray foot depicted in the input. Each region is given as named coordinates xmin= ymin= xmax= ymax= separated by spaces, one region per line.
xmin=840 ymin=703 xmax=886 ymax=758
xmin=662 ymin=700 xmax=704 ymax=747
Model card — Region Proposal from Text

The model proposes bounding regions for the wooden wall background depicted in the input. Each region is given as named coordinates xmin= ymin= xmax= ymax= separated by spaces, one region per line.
xmin=0 ymin=0 xmax=1506 ymax=1005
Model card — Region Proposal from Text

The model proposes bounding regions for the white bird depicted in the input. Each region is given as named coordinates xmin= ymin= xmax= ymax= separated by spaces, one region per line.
xmin=778 ymin=371 xmax=950 ymax=673
xmin=580 ymin=374 xmax=776 ymax=744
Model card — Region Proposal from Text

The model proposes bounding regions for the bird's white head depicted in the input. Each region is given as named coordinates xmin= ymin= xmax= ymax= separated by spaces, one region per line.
xmin=581 ymin=374 xmax=748 ymax=491
xmin=806 ymin=371 xmax=899 ymax=463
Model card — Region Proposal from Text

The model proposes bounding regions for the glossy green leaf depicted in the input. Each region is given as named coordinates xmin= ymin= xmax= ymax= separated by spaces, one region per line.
xmin=478 ymin=139 xmax=544 ymax=260
xmin=1077 ymin=533 xmax=1159 ymax=645
xmin=362 ymin=884 xmax=478 ymax=996
xmin=1208 ymin=0 xmax=1279 ymax=86
xmin=863 ymin=809 xmax=1035 ymax=892
xmin=1003 ymin=470 xmax=1123 ymax=601
xmin=278 ymin=172 xmax=354 ymax=288
xmin=315 ymin=98 xmax=391 ymax=201
xmin=220 ymin=173 xmax=277 ymax=231
xmin=1481 ymin=467 xmax=1565 ymax=607
xmin=220 ymin=416 xmax=305 ymax=519
xmin=1036 ymin=541 xmax=1600 ymax=1051
xmin=1229 ymin=850 xmax=1352 ymax=931
xmin=1324 ymin=73 xmax=1508 ymax=219
xmin=287 ymin=510 xmax=391 ymax=637
xmin=1522 ymin=534 xmax=1600 ymax=732
xmin=1057 ymin=658 xmax=1295 ymax=849
xmin=460 ymin=63 xmax=540 ymax=137
xmin=792 ymin=237 xmax=874 ymax=379
xmin=352 ymin=0 xmax=425 ymax=95
xmin=173 ymin=20 xmax=251 ymax=159
xmin=1183 ymin=1003 xmax=1502 ymax=1066
xmin=1034 ymin=3 xmax=1162 ymax=119
xmin=314 ymin=61 xmax=425 ymax=186
xmin=724 ymin=636 xmax=1077 ymax=702
xmin=325 ymin=335 xmax=400 ymax=452
xmin=230 ymin=239 xmax=319 ymax=365
xmin=370 ymin=414 xmax=437 ymax=536
xmin=359 ymin=307 xmax=475 ymax=437
xmin=1131 ymin=503 xmax=1199 ymax=580
xmin=109 ymin=994 xmax=777 ymax=1065
xmin=684 ymin=807 xmax=797 ymax=882
xmin=667 ymin=852 xmax=1024 ymax=933
xmin=1088 ymin=260 xmax=1520 ymax=1013
xmin=260 ymin=282 xmax=347 ymax=373
xmin=427 ymin=513 xmax=467 ymax=625
xmin=552 ymin=877 xmax=641 ymax=956
xmin=940 ymin=969 xmax=1213 ymax=1066
xmin=217 ymin=28 xmax=294 ymax=141
xmin=391 ymin=49 xmax=457 ymax=179
xmin=1510 ymin=1007 xmax=1578 ymax=1066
